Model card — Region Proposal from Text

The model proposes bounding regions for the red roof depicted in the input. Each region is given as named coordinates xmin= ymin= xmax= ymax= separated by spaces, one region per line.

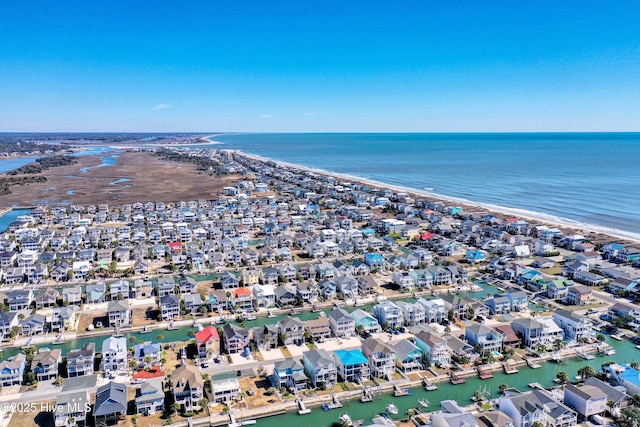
xmin=233 ymin=287 xmax=252 ymax=297
xmin=195 ymin=325 xmax=219 ymax=343
xmin=420 ymin=232 xmax=434 ymax=241
xmin=168 ymin=241 xmax=183 ymax=251
xmin=132 ymin=366 xmax=165 ymax=380
xmin=504 ymin=217 xmax=519 ymax=223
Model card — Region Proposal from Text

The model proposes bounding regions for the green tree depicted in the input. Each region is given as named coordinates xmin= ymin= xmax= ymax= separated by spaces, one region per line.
xmin=198 ymin=397 xmax=209 ymax=411
xmin=499 ymin=383 xmax=509 ymax=395
xmin=578 ymin=365 xmax=596 ymax=379
xmin=619 ymin=406 xmax=640 ymax=427
xmin=556 ymin=371 xmax=569 ymax=384
xmin=596 ymin=333 xmax=606 ymax=342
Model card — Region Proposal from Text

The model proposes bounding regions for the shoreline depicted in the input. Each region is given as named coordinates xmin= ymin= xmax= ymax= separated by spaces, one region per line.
xmin=229 ymin=149 xmax=640 ymax=244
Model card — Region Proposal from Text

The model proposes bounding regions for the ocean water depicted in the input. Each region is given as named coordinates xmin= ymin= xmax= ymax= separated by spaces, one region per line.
xmin=213 ymin=133 xmax=640 ymax=237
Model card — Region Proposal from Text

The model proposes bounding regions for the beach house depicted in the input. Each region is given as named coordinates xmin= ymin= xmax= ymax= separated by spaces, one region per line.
xmin=94 ymin=382 xmax=128 ymax=426
xmin=172 ymin=363 xmax=204 ymax=411
xmin=303 ymin=349 xmax=338 ymax=390
xmin=361 ymin=337 xmax=396 ymax=378
xmin=333 ymin=349 xmax=370 ymax=383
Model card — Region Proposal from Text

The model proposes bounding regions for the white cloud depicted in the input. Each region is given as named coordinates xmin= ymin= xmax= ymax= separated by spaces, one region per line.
xmin=153 ymin=103 xmax=171 ymax=110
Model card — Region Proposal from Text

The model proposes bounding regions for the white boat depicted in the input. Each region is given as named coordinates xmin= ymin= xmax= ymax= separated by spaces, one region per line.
xmin=635 ymin=345 xmax=640 ymax=350
xmin=386 ymin=403 xmax=398 ymax=415
xmin=339 ymin=414 xmax=353 ymax=426
xmin=418 ymin=399 xmax=430 ymax=408
xmin=611 ymin=334 xmax=624 ymax=341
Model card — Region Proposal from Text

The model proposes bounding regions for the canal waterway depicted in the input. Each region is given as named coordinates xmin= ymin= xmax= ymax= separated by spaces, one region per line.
xmin=253 ymin=337 xmax=637 ymax=427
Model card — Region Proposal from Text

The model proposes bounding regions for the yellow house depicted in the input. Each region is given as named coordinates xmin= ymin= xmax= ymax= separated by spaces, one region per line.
xmin=242 ymin=269 xmax=262 ymax=286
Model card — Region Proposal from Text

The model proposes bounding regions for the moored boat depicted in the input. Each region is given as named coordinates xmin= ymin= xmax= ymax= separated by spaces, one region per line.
xmin=386 ymin=403 xmax=398 ymax=415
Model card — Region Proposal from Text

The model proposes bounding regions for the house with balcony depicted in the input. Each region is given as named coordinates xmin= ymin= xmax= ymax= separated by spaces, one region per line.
xmin=272 ymin=358 xmax=308 ymax=392
xmin=253 ymin=284 xmax=276 ymax=308
xmin=61 ymin=286 xmax=83 ymax=305
xmin=222 ymin=323 xmax=249 ymax=354
xmin=372 ymin=300 xmax=403 ymax=329
xmin=31 ymin=348 xmax=62 ymax=381
xmin=277 ymin=315 xmax=305 ymax=346
xmin=505 ymin=290 xmax=529 ymax=312
xmin=465 ymin=324 xmax=504 ymax=354
xmin=55 ymin=389 xmax=90 ymax=427
xmin=396 ymin=300 xmax=426 ymax=326
xmin=350 ymin=309 xmax=381 ymax=334
xmin=211 ymin=377 xmax=241 ymax=404
xmin=67 ymin=342 xmax=95 ymax=377
xmin=415 ymin=329 xmax=451 ymax=367
xmin=172 ymin=363 xmax=204 ymax=411
xmin=304 ymin=315 xmax=332 ymax=342
xmin=499 ymin=389 xmax=577 ymax=427
xmin=160 ymin=294 xmax=181 ymax=321
xmin=417 ymin=297 xmax=448 ymax=324
xmin=107 ymin=300 xmax=131 ymax=327
xmin=134 ymin=342 xmax=161 ymax=369
xmin=563 ymin=383 xmax=607 ymax=420
xmin=36 ymin=287 xmax=59 ymax=309
xmin=362 ymin=337 xmax=396 ymax=378
xmin=0 ymin=354 xmax=25 ymax=387
xmin=511 ymin=317 xmax=564 ymax=350
xmin=333 ymin=349 xmax=370 ymax=383
xmin=328 ymin=308 xmax=356 ymax=337
xmin=392 ymin=339 xmax=423 ymax=372
xmin=231 ymin=287 xmax=254 ymax=313
xmin=195 ymin=325 xmax=220 ymax=361
xmin=102 ymin=336 xmax=127 ymax=374
xmin=485 ymin=295 xmax=512 ymax=315
xmin=94 ymin=382 xmax=128 ymax=426
xmin=135 ymin=378 xmax=165 ymax=416
xmin=303 ymin=349 xmax=338 ymax=390
xmin=564 ymin=285 xmax=593 ymax=306
xmin=553 ymin=310 xmax=595 ymax=343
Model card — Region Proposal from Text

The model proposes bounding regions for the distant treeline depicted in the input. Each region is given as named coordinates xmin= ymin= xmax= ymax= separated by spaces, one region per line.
xmin=7 ymin=155 xmax=78 ymax=175
xmin=0 ymin=141 xmax=65 ymax=154
xmin=154 ymin=149 xmax=220 ymax=171
xmin=0 ymin=176 xmax=47 ymax=195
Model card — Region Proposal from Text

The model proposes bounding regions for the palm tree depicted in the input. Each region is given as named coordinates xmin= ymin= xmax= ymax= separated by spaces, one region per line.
xmin=557 ymin=371 xmax=569 ymax=384
xmin=578 ymin=365 xmax=596 ymax=379
xmin=499 ymin=383 xmax=509 ymax=395
xmin=157 ymin=333 xmax=165 ymax=348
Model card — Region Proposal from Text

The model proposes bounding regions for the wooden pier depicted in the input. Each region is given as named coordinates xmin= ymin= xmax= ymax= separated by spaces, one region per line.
xmin=476 ymin=366 xmax=493 ymax=380
xmin=502 ymin=362 xmax=519 ymax=374
xmin=526 ymin=358 xmax=542 ymax=369
xmin=422 ymin=376 xmax=438 ymax=391
xmin=449 ymin=371 xmax=466 ymax=385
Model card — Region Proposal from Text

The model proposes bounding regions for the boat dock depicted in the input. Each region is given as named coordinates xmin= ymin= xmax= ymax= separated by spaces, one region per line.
xmin=526 ymin=358 xmax=542 ymax=369
xmin=476 ymin=366 xmax=493 ymax=380
xmin=360 ymin=388 xmax=373 ymax=403
xmin=449 ymin=372 xmax=466 ymax=385
xmin=550 ymin=352 xmax=565 ymax=364
xmin=422 ymin=377 xmax=438 ymax=391
xmin=393 ymin=383 xmax=411 ymax=397
xmin=297 ymin=398 xmax=311 ymax=415
xmin=577 ymin=349 xmax=595 ymax=360
xmin=502 ymin=362 xmax=518 ymax=374
xmin=322 ymin=394 xmax=344 ymax=410
xmin=528 ymin=382 xmax=544 ymax=390
xmin=611 ymin=334 xmax=624 ymax=341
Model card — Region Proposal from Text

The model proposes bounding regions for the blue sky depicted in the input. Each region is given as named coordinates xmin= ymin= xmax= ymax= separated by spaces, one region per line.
xmin=1 ymin=1 xmax=639 ymax=132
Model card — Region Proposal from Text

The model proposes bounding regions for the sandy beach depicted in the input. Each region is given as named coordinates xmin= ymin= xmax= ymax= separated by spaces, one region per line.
xmin=234 ymin=150 xmax=640 ymax=245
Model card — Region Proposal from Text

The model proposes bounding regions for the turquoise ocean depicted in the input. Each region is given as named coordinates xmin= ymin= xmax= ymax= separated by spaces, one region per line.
xmin=213 ymin=133 xmax=640 ymax=239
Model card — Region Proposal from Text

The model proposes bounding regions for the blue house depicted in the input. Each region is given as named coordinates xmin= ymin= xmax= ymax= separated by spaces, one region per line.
xmin=364 ymin=253 xmax=385 ymax=267
xmin=333 ymin=349 xmax=370 ymax=383
xmin=465 ymin=249 xmax=486 ymax=264
xmin=350 ymin=309 xmax=381 ymax=334
xmin=0 ymin=353 xmax=26 ymax=387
